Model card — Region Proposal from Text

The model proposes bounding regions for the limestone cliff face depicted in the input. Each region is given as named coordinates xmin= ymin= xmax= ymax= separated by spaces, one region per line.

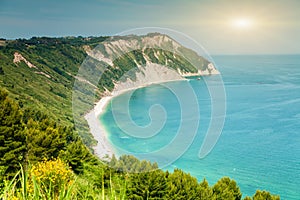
xmin=112 ymin=63 xmax=185 ymax=94
xmin=84 ymin=33 xmax=220 ymax=93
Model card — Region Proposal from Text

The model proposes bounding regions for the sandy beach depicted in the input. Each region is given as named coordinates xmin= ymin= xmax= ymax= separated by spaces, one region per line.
xmin=83 ymin=63 xmax=185 ymax=159
xmin=84 ymin=62 xmax=218 ymax=160
xmin=84 ymin=96 xmax=115 ymax=160
xmin=84 ymin=81 xmax=183 ymax=160
xmin=84 ymin=83 xmax=175 ymax=160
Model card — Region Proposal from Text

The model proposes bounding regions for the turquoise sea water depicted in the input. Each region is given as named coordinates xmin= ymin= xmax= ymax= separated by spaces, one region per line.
xmin=100 ymin=55 xmax=300 ymax=199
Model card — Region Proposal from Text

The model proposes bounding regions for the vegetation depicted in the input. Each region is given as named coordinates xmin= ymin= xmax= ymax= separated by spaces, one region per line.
xmin=0 ymin=87 xmax=280 ymax=199
xmin=0 ymin=34 xmax=281 ymax=199
xmin=97 ymin=47 xmax=205 ymax=92
xmin=0 ymin=36 xmax=107 ymax=147
xmin=167 ymin=169 xmax=213 ymax=199
xmin=0 ymin=35 xmax=210 ymax=148
xmin=212 ymin=177 xmax=242 ymax=200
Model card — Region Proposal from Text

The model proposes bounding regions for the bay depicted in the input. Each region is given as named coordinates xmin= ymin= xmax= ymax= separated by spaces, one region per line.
xmin=100 ymin=55 xmax=300 ymax=199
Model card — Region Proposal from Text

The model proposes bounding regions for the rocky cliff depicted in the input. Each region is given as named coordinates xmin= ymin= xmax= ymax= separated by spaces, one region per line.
xmin=83 ymin=33 xmax=219 ymax=94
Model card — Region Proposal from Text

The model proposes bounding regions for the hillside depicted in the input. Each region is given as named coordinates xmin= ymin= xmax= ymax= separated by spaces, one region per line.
xmin=0 ymin=36 xmax=107 ymax=145
xmin=0 ymin=34 xmax=281 ymax=199
xmin=0 ymin=33 xmax=217 ymax=147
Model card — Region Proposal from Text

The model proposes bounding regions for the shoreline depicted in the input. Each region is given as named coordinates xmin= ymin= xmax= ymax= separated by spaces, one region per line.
xmin=84 ymin=65 xmax=219 ymax=160
xmin=84 ymin=78 xmax=187 ymax=160
xmin=84 ymin=96 xmax=114 ymax=160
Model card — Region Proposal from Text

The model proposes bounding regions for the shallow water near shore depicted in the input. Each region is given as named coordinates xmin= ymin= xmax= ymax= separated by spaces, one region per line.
xmin=100 ymin=55 xmax=300 ymax=199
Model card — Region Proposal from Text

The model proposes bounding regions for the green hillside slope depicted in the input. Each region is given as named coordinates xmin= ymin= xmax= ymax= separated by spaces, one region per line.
xmin=0 ymin=33 xmax=215 ymax=146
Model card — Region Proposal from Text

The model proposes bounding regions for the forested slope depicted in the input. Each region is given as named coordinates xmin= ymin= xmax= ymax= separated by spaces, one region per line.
xmin=0 ymin=34 xmax=215 ymax=146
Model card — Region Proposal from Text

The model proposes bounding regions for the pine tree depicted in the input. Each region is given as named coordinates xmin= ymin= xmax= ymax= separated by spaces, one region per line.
xmin=0 ymin=88 xmax=26 ymax=177
xmin=212 ymin=177 xmax=242 ymax=200
xmin=60 ymin=139 xmax=90 ymax=174
xmin=252 ymin=190 xmax=280 ymax=200
xmin=115 ymin=155 xmax=158 ymax=173
xmin=25 ymin=119 xmax=67 ymax=163
xmin=199 ymin=178 xmax=215 ymax=200
xmin=127 ymin=170 xmax=167 ymax=199
xmin=167 ymin=169 xmax=204 ymax=200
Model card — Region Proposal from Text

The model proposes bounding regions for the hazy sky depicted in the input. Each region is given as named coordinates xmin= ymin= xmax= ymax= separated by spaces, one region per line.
xmin=1 ymin=0 xmax=300 ymax=54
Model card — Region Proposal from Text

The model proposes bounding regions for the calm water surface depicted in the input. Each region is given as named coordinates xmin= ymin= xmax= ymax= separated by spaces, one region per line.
xmin=100 ymin=55 xmax=300 ymax=199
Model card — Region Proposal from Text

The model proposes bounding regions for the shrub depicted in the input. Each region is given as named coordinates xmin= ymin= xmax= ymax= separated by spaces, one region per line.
xmin=29 ymin=158 xmax=75 ymax=198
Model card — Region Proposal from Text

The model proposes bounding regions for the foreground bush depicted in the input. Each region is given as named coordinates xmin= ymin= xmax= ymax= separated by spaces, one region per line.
xmin=0 ymin=159 xmax=75 ymax=200
xmin=0 ymin=159 xmax=127 ymax=200
xmin=29 ymin=158 xmax=75 ymax=199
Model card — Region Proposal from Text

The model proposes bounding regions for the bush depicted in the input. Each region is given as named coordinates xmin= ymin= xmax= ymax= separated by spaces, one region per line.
xmin=29 ymin=158 xmax=75 ymax=198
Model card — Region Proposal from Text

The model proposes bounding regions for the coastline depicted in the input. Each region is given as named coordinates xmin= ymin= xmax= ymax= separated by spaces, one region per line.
xmin=84 ymin=62 xmax=220 ymax=160
xmin=84 ymin=79 xmax=185 ymax=160
xmin=84 ymin=96 xmax=114 ymax=160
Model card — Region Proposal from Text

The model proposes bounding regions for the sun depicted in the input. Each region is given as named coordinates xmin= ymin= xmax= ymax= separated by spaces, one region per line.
xmin=231 ymin=18 xmax=253 ymax=29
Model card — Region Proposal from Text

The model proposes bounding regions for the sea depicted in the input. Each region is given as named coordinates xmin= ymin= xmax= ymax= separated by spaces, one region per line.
xmin=99 ymin=55 xmax=300 ymax=199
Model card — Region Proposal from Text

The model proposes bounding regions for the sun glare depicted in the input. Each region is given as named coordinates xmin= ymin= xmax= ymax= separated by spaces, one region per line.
xmin=231 ymin=18 xmax=253 ymax=29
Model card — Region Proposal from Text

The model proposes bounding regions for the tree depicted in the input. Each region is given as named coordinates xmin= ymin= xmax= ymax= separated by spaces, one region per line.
xmin=252 ymin=190 xmax=280 ymax=200
xmin=22 ymin=108 xmax=47 ymax=124
xmin=25 ymin=119 xmax=67 ymax=163
xmin=127 ymin=170 xmax=167 ymax=199
xmin=60 ymin=139 xmax=90 ymax=174
xmin=167 ymin=169 xmax=203 ymax=200
xmin=199 ymin=178 xmax=215 ymax=200
xmin=111 ymin=155 xmax=158 ymax=173
xmin=0 ymin=88 xmax=26 ymax=177
xmin=212 ymin=177 xmax=242 ymax=200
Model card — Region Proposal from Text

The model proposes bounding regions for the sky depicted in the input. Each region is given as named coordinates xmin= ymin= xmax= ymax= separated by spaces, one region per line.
xmin=1 ymin=0 xmax=300 ymax=54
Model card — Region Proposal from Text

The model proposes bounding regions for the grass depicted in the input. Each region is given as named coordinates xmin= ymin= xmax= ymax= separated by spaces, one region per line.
xmin=0 ymin=163 xmax=127 ymax=200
